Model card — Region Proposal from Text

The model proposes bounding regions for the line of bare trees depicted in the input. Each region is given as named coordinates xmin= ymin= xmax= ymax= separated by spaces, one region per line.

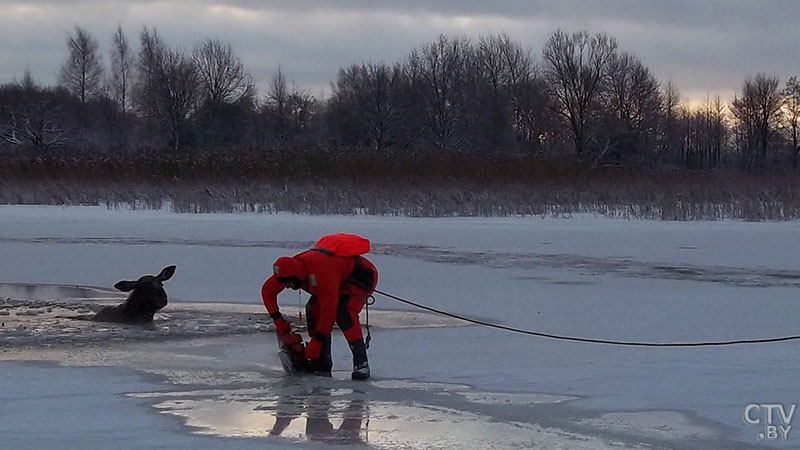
xmin=2 ymin=26 xmax=800 ymax=170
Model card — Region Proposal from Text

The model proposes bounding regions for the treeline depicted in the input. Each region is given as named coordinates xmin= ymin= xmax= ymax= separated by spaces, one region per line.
xmin=1 ymin=26 xmax=800 ymax=171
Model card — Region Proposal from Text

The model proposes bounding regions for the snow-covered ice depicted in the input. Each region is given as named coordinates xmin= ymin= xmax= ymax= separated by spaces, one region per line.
xmin=1 ymin=205 xmax=799 ymax=449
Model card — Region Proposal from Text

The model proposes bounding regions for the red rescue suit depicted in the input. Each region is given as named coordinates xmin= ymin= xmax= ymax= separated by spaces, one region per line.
xmin=261 ymin=248 xmax=378 ymax=359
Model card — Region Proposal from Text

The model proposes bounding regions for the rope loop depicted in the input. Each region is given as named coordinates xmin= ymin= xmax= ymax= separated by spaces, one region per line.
xmin=364 ymin=294 xmax=374 ymax=349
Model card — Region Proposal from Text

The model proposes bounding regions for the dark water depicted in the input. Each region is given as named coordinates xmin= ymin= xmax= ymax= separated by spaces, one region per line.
xmin=0 ymin=283 xmax=271 ymax=347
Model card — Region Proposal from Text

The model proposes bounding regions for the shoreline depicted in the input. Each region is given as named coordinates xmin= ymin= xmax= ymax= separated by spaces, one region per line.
xmin=3 ymin=175 xmax=800 ymax=220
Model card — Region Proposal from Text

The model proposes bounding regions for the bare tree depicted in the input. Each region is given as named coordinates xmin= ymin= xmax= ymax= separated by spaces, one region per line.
xmin=408 ymin=35 xmax=472 ymax=153
xmin=286 ymin=88 xmax=317 ymax=137
xmin=0 ymin=100 xmax=68 ymax=149
xmin=193 ymin=38 xmax=253 ymax=105
xmin=471 ymin=35 xmax=516 ymax=151
xmin=508 ymin=70 xmax=557 ymax=152
xmin=606 ymin=53 xmax=661 ymax=131
xmin=660 ymin=80 xmax=683 ymax=162
xmin=708 ymin=96 xmax=727 ymax=167
xmin=0 ymin=109 xmax=22 ymax=146
xmin=731 ymin=74 xmax=782 ymax=168
xmin=263 ymin=67 xmax=290 ymax=145
xmin=134 ymin=27 xmax=199 ymax=150
xmin=542 ymin=30 xmax=618 ymax=156
xmin=191 ymin=38 xmax=255 ymax=148
xmin=782 ymin=76 xmax=800 ymax=169
xmin=681 ymin=96 xmax=728 ymax=169
xmin=133 ymin=27 xmax=164 ymax=119
xmin=600 ymin=52 xmax=662 ymax=164
xmin=263 ymin=68 xmax=316 ymax=148
xmin=494 ymin=35 xmax=552 ymax=150
xmin=159 ymin=49 xmax=199 ymax=150
xmin=465 ymin=34 xmax=556 ymax=153
xmin=109 ymin=25 xmax=133 ymax=113
xmin=329 ymin=62 xmax=408 ymax=151
xmin=20 ymin=67 xmax=36 ymax=91
xmin=59 ymin=26 xmax=104 ymax=104
xmin=476 ymin=35 xmax=506 ymax=95
xmin=20 ymin=114 xmax=69 ymax=149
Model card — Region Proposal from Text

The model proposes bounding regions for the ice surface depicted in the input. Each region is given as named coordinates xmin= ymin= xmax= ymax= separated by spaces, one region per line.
xmin=0 ymin=335 xmax=671 ymax=450
xmin=0 ymin=362 xmax=303 ymax=450
xmin=2 ymin=205 xmax=800 ymax=449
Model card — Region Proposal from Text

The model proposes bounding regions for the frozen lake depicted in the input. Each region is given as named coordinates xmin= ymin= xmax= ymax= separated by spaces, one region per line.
xmin=1 ymin=205 xmax=799 ymax=449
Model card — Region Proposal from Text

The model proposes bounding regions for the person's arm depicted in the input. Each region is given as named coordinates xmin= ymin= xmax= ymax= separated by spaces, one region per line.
xmin=261 ymin=276 xmax=291 ymax=335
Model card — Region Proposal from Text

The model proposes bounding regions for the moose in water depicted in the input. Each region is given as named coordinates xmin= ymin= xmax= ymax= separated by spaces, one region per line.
xmin=91 ymin=265 xmax=176 ymax=324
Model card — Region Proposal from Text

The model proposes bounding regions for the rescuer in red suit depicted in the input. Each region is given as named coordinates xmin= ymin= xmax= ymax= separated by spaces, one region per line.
xmin=261 ymin=233 xmax=378 ymax=380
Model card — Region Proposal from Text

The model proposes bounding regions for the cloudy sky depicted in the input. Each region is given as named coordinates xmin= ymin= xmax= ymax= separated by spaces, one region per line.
xmin=2 ymin=0 xmax=799 ymax=104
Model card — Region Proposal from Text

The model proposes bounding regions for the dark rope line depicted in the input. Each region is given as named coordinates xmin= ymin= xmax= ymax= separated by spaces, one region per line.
xmin=373 ymin=289 xmax=800 ymax=347
xmin=364 ymin=294 xmax=375 ymax=349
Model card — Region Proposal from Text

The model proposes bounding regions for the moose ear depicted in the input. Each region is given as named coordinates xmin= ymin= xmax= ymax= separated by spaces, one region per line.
xmin=114 ymin=280 xmax=137 ymax=292
xmin=156 ymin=265 xmax=176 ymax=282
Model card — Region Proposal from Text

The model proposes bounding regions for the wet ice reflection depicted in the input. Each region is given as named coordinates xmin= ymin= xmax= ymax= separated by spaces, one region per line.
xmin=150 ymin=386 xmax=369 ymax=444
xmin=141 ymin=381 xmax=614 ymax=449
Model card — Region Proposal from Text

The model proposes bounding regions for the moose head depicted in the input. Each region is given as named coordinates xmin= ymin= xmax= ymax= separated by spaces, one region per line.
xmin=91 ymin=265 xmax=176 ymax=324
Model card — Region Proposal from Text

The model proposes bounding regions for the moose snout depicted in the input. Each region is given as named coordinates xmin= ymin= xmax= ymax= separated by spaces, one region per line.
xmin=153 ymin=291 xmax=168 ymax=309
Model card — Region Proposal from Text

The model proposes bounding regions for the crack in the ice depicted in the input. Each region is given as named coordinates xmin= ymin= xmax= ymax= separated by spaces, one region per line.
xmin=2 ymin=236 xmax=799 ymax=288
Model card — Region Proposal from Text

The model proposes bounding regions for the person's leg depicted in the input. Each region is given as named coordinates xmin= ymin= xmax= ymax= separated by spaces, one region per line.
xmin=305 ymin=296 xmax=332 ymax=375
xmin=340 ymin=257 xmax=378 ymax=380
xmin=336 ymin=293 xmax=364 ymax=342
xmin=336 ymin=292 xmax=369 ymax=380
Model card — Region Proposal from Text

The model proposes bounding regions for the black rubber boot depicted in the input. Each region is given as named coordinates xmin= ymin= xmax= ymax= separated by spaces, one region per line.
xmin=349 ymin=338 xmax=370 ymax=380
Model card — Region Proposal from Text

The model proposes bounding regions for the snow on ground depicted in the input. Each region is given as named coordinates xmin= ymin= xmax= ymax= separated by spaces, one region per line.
xmin=1 ymin=205 xmax=800 ymax=449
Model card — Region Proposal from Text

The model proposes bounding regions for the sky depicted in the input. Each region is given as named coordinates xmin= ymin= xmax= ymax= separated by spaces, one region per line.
xmin=1 ymin=0 xmax=799 ymax=104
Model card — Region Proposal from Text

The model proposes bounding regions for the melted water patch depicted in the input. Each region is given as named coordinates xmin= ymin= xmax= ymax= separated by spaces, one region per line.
xmin=579 ymin=411 xmax=718 ymax=441
xmin=461 ymin=391 xmax=578 ymax=405
xmin=133 ymin=382 xmax=640 ymax=450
